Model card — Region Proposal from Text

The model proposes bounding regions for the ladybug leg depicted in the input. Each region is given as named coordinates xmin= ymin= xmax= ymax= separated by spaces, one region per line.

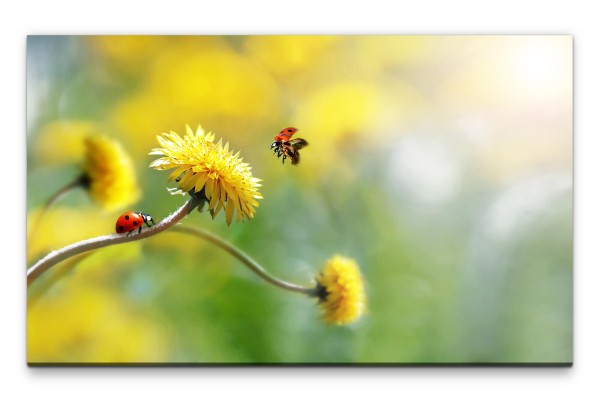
xmin=138 ymin=226 xmax=143 ymax=234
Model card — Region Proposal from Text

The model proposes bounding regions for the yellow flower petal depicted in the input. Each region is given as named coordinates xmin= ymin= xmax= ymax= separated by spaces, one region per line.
xmin=82 ymin=134 xmax=139 ymax=211
xmin=315 ymin=256 xmax=366 ymax=325
xmin=149 ymin=125 xmax=262 ymax=225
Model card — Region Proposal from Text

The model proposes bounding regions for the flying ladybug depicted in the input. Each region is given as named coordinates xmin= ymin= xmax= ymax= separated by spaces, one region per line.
xmin=270 ymin=127 xmax=309 ymax=165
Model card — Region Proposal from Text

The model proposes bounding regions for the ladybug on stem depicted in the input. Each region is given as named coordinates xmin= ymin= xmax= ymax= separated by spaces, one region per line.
xmin=115 ymin=211 xmax=155 ymax=236
xmin=270 ymin=127 xmax=309 ymax=165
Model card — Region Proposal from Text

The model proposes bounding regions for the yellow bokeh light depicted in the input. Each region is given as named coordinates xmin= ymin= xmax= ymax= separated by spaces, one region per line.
xmin=245 ymin=35 xmax=341 ymax=77
xmin=28 ymin=280 xmax=167 ymax=363
xmin=112 ymin=45 xmax=282 ymax=155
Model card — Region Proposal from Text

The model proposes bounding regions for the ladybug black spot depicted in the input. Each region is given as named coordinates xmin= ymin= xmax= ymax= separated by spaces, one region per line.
xmin=287 ymin=129 xmax=293 ymax=132
xmin=125 ymin=215 xmax=130 ymax=220
xmin=118 ymin=226 xmax=124 ymax=232
xmin=133 ymin=221 xmax=138 ymax=226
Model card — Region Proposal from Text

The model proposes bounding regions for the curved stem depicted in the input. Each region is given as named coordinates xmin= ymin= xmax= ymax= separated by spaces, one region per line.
xmin=170 ymin=225 xmax=317 ymax=296
xmin=27 ymin=197 xmax=199 ymax=287
xmin=27 ymin=252 xmax=93 ymax=308
xmin=27 ymin=178 xmax=85 ymax=245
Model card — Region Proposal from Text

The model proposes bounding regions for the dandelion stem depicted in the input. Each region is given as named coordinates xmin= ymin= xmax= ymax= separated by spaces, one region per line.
xmin=27 ymin=177 xmax=86 ymax=246
xmin=26 ymin=197 xmax=200 ymax=287
xmin=170 ymin=225 xmax=316 ymax=296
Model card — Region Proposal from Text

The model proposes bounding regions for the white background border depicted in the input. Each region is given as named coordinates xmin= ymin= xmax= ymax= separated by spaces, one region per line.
xmin=4 ymin=1 xmax=595 ymax=400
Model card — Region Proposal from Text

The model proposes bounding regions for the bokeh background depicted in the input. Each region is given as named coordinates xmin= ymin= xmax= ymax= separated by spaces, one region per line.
xmin=26 ymin=35 xmax=572 ymax=364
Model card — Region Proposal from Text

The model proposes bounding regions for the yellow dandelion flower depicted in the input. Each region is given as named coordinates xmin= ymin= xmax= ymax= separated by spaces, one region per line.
xmin=149 ymin=125 xmax=262 ymax=225
xmin=82 ymin=135 xmax=140 ymax=211
xmin=315 ymin=255 xmax=366 ymax=325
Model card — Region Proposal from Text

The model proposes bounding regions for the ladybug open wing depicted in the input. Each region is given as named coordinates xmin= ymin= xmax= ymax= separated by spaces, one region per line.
xmin=289 ymin=138 xmax=308 ymax=150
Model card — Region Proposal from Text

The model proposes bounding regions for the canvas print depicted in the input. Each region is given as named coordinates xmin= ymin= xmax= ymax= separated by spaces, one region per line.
xmin=26 ymin=35 xmax=572 ymax=365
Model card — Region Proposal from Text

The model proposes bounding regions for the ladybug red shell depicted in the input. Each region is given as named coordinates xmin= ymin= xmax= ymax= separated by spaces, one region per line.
xmin=116 ymin=211 xmax=155 ymax=235
xmin=273 ymin=127 xmax=298 ymax=142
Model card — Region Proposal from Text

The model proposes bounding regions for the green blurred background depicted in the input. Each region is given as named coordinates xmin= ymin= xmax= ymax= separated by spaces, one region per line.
xmin=26 ymin=35 xmax=572 ymax=364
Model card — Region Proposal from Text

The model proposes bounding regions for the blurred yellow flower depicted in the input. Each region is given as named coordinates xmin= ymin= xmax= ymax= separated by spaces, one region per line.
xmin=149 ymin=125 xmax=262 ymax=225
xmin=82 ymin=134 xmax=140 ymax=211
xmin=111 ymin=43 xmax=281 ymax=154
xmin=315 ymin=255 xmax=366 ymax=325
xmin=27 ymin=207 xmax=117 ymax=263
xmin=297 ymin=81 xmax=386 ymax=158
xmin=28 ymin=280 xmax=167 ymax=363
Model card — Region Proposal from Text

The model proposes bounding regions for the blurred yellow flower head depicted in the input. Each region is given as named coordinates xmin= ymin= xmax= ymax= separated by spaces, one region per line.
xmin=315 ymin=255 xmax=366 ymax=325
xmin=82 ymin=134 xmax=140 ymax=211
xmin=28 ymin=281 xmax=167 ymax=363
xmin=149 ymin=125 xmax=263 ymax=225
